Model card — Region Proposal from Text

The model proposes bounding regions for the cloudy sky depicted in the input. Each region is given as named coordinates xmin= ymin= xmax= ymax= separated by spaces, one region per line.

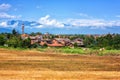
xmin=0 ymin=0 xmax=120 ymax=34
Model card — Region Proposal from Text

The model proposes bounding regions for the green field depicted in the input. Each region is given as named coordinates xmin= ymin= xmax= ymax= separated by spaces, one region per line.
xmin=37 ymin=47 xmax=120 ymax=56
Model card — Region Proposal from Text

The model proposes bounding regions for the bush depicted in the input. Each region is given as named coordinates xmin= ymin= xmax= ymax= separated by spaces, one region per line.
xmin=105 ymin=46 xmax=113 ymax=50
xmin=43 ymin=43 xmax=48 ymax=48
xmin=31 ymin=43 xmax=40 ymax=48
xmin=22 ymin=38 xmax=31 ymax=48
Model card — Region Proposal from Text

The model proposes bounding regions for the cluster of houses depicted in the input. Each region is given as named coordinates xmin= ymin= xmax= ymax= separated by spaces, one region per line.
xmin=21 ymin=33 xmax=84 ymax=47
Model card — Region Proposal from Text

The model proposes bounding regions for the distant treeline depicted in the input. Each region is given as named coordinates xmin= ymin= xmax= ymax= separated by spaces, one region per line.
xmin=65 ymin=33 xmax=120 ymax=50
xmin=0 ymin=29 xmax=120 ymax=50
xmin=83 ymin=34 xmax=120 ymax=50
xmin=0 ymin=29 xmax=31 ymax=48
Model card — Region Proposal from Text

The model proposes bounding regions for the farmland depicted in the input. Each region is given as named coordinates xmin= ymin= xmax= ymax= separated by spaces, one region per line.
xmin=0 ymin=48 xmax=120 ymax=80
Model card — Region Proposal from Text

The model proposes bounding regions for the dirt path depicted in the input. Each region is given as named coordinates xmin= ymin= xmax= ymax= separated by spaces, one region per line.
xmin=0 ymin=48 xmax=120 ymax=80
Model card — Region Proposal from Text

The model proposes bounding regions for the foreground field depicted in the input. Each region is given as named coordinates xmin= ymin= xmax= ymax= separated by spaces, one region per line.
xmin=0 ymin=48 xmax=120 ymax=80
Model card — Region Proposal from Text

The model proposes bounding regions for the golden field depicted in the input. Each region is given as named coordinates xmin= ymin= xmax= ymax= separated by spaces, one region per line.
xmin=0 ymin=48 xmax=120 ymax=80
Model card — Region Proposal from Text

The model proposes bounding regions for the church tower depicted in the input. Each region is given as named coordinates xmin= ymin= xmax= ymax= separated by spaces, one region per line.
xmin=22 ymin=24 xmax=24 ymax=34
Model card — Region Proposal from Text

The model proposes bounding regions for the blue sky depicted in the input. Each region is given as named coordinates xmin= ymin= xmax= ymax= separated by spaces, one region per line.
xmin=0 ymin=0 xmax=120 ymax=34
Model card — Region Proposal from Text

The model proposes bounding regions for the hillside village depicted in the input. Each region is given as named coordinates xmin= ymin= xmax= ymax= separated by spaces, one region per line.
xmin=21 ymin=33 xmax=84 ymax=47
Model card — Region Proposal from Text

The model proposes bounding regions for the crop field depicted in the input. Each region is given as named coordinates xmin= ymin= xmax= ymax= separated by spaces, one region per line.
xmin=0 ymin=48 xmax=120 ymax=80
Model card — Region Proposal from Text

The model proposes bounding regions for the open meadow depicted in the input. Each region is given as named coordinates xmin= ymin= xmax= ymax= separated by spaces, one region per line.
xmin=0 ymin=48 xmax=120 ymax=80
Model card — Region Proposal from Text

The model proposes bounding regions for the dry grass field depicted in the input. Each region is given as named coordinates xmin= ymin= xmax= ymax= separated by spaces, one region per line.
xmin=0 ymin=48 xmax=120 ymax=80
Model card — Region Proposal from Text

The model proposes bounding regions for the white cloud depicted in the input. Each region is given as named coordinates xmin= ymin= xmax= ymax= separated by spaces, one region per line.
xmin=0 ymin=21 xmax=8 ymax=27
xmin=0 ymin=3 xmax=11 ymax=10
xmin=35 ymin=25 xmax=44 ymax=28
xmin=30 ymin=23 xmax=37 ymax=26
xmin=0 ymin=21 xmax=18 ymax=28
xmin=1 ymin=14 xmax=119 ymax=30
xmin=0 ymin=12 xmax=21 ymax=19
xmin=67 ymin=19 xmax=120 ymax=29
xmin=34 ymin=15 xmax=120 ymax=29
xmin=37 ymin=15 xmax=64 ymax=28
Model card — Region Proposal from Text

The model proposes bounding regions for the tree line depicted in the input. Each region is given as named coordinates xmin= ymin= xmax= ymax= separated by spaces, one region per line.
xmin=0 ymin=29 xmax=31 ymax=48
xmin=83 ymin=34 xmax=120 ymax=50
xmin=0 ymin=29 xmax=120 ymax=50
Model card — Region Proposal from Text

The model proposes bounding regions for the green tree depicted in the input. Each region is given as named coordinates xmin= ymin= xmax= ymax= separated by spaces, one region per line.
xmin=96 ymin=34 xmax=114 ymax=49
xmin=0 ymin=35 xmax=6 ymax=46
xmin=22 ymin=38 xmax=31 ymax=48
xmin=84 ymin=35 xmax=95 ymax=48
xmin=36 ymin=32 xmax=42 ymax=35
xmin=113 ymin=34 xmax=120 ymax=49
xmin=12 ymin=29 xmax=17 ymax=35
xmin=6 ymin=36 xmax=19 ymax=48
xmin=74 ymin=42 xmax=78 ymax=47
xmin=6 ymin=33 xmax=12 ymax=39
xmin=30 ymin=32 xmax=37 ymax=36
xmin=105 ymin=34 xmax=113 ymax=46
